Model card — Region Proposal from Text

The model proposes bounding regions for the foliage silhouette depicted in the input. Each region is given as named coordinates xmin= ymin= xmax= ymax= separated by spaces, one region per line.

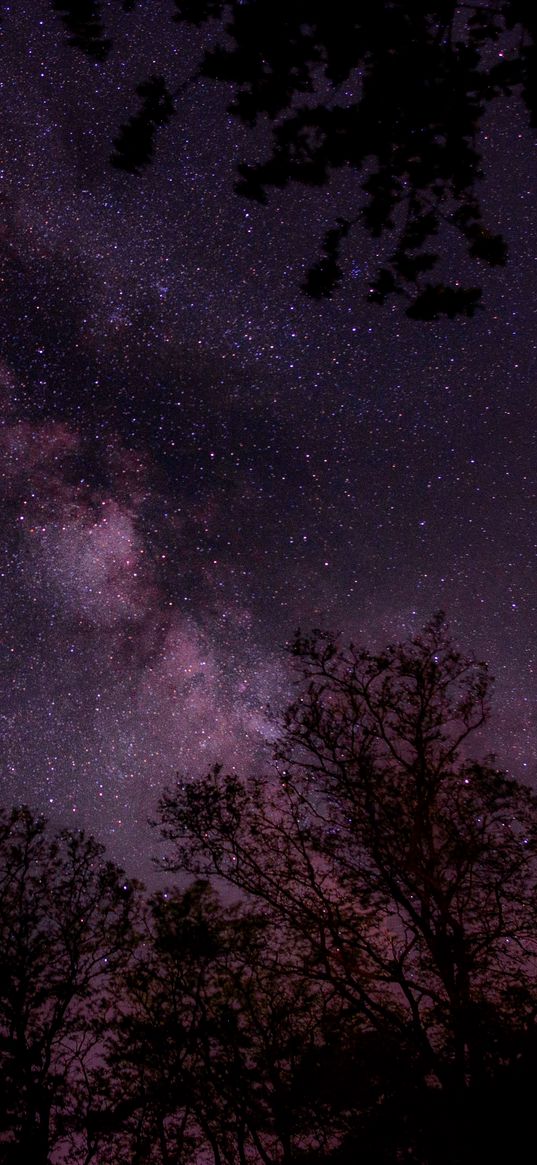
xmin=111 ymin=77 xmax=175 ymax=175
xmin=51 ymin=1 xmax=111 ymax=60
xmin=0 ymin=806 xmax=139 ymax=1165
xmin=48 ymin=1 xmax=537 ymax=318
xmin=104 ymin=879 xmax=337 ymax=1164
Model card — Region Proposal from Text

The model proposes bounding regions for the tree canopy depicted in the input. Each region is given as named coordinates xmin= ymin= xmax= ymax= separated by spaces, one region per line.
xmin=0 ymin=806 xmax=139 ymax=1164
xmin=2 ymin=618 xmax=537 ymax=1161
xmin=159 ymin=615 xmax=537 ymax=1161
xmin=45 ymin=2 xmax=537 ymax=318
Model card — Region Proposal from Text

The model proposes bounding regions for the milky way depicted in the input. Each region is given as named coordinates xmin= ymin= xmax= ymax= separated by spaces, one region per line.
xmin=1 ymin=3 xmax=537 ymax=877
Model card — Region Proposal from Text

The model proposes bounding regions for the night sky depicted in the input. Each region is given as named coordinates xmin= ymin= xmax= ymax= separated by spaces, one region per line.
xmin=2 ymin=3 xmax=537 ymax=877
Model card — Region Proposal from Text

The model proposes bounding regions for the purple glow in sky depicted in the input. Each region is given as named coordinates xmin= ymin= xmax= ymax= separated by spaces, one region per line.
xmin=1 ymin=3 xmax=537 ymax=876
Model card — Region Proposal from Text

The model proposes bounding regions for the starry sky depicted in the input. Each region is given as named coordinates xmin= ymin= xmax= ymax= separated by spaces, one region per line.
xmin=2 ymin=2 xmax=537 ymax=876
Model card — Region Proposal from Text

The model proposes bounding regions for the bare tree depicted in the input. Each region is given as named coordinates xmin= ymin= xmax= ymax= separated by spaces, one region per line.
xmin=105 ymin=878 xmax=337 ymax=1165
xmin=159 ymin=616 xmax=537 ymax=1159
xmin=0 ymin=806 xmax=139 ymax=1165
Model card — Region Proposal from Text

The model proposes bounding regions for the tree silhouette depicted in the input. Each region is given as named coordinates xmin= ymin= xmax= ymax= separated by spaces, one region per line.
xmin=0 ymin=806 xmax=139 ymax=1165
xmin=104 ymin=879 xmax=340 ymax=1164
xmin=159 ymin=615 xmax=537 ymax=1161
xmin=2 ymin=624 xmax=537 ymax=1159
xmin=45 ymin=2 xmax=537 ymax=318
